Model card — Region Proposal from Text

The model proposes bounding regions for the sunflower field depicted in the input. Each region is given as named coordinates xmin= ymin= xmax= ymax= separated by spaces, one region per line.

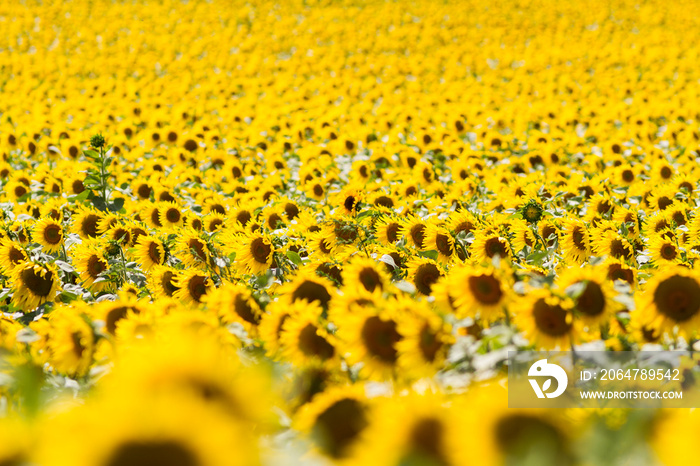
xmin=1 ymin=0 xmax=700 ymax=464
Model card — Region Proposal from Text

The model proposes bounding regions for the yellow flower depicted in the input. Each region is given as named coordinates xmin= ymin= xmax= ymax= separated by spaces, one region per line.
xmin=133 ymin=235 xmax=165 ymax=270
xmin=32 ymin=217 xmax=64 ymax=253
xmin=11 ymin=261 xmax=60 ymax=311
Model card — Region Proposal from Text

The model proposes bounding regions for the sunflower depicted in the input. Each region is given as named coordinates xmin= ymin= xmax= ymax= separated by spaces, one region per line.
xmin=71 ymin=208 xmax=102 ymax=239
xmin=604 ymin=259 xmax=637 ymax=287
xmin=514 ymin=288 xmax=577 ymax=349
xmin=133 ymin=236 xmax=165 ymax=270
xmin=398 ymin=215 xmax=428 ymax=250
xmin=445 ymin=263 xmax=512 ymax=322
xmin=636 ymin=266 xmax=700 ymax=338
xmin=648 ymin=234 xmax=682 ymax=266
xmin=91 ymin=299 xmax=146 ymax=336
xmin=471 ymin=230 xmax=512 ymax=264
xmin=509 ymin=219 xmax=537 ymax=253
xmin=279 ymin=300 xmax=337 ymax=368
xmin=406 ymin=257 xmax=444 ymax=296
xmin=158 ymin=202 xmax=184 ymax=229
xmin=0 ymin=240 xmax=28 ymax=274
xmin=336 ymin=303 xmax=403 ymax=380
xmin=142 ymin=203 xmax=164 ymax=229
xmin=557 ymin=267 xmax=617 ymax=328
xmin=39 ymin=392 xmax=259 ymax=466
xmin=32 ymin=217 xmax=64 ymax=253
xmin=395 ymin=298 xmax=454 ymax=379
xmin=11 ymin=261 xmax=60 ymax=311
xmin=231 ymin=231 xmax=274 ymax=275
xmin=374 ymin=215 xmax=401 ymax=245
xmin=106 ymin=224 xmax=132 ymax=246
xmin=176 ymin=230 xmax=213 ymax=268
xmin=560 ymin=218 xmax=590 ymax=263
xmin=455 ymin=384 xmax=575 ymax=466
xmin=422 ymin=223 xmax=456 ymax=262
xmin=341 ymin=256 xmax=391 ymax=295
xmin=149 ymin=265 xmax=181 ymax=299
xmin=41 ymin=308 xmax=95 ymax=377
xmin=202 ymin=212 xmax=226 ymax=232
xmin=259 ymin=301 xmax=294 ymax=357
xmin=202 ymin=283 xmax=262 ymax=335
xmin=294 ymin=385 xmax=371 ymax=461
xmin=73 ymin=241 xmax=111 ymax=292
xmin=354 ymin=392 xmax=470 ymax=466
xmin=592 ymin=230 xmax=634 ymax=263
xmin=173 ymin=270 xmax=212 ymax=305
xmin=334 ymin=187 xmax=363 ymax=216
xmin=277 ymin=269 xmax=335 ymax=309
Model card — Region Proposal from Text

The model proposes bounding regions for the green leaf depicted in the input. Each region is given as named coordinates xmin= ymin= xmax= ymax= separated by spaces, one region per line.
xmin=419 ymin=250 xmax=438 ymax=261
xmin=285 ymin=250 xmax=302 ymax=266
xmin=68 ymin=190 xmax=91 ymax=202
xmin=108 ymin=197 xmax=125 ymax=213
xmin=84 ymin=149 xmax=100 ymax=159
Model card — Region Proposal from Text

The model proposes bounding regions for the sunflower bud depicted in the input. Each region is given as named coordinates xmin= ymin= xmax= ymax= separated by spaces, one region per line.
xmin=90 ymin=133 xmax=106 ymax=149
xmin=521 ymin=199 xmax=544 ymax=224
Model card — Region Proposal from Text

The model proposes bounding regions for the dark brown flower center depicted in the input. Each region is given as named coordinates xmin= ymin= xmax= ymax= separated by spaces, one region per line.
xmin=404 ymin=417 xmax=448 ymax=466
xmin=661 ymin=243 xmax=677 ymax=261
xmin=572 ymin=227 xmax=586 ymax=250
xmin=410 ymin=224 xmax=426 ymax=247
xmin=361 ymin=316 xmax=400 ymax=363
xmin=414 ymin=263 xmax=440 ymax=295
xmin=533 ymin=298 xmax=572 ymax=336
xmin=358 ymin=267 xmax=382 ymax=292
xmin=234 ymin=294 xmax=259 ymax=324
xmin=166 ymin=208 xmax=181 ymax=224
xmin=485 ymin=237 xmax=508 ymax=258
xmin=419 ymin=325 xmax=442 ymax=362
xmin=299 ymin=324 xmax=335 ymax=360
xmin=21 ymin=267 xmax=54 ymax=297
xmin=250 ymin=237 xmax=271 ymax=264
xmin=160 ymin=271 xmax=179 ymax=296
xmin=105 ymin=440 xmax=199 ymax=466
xmin=292 ymin=280 xmax=332 ymax=308
xmin=148 ymin=242 xmax=162 ymax=264
xmin=435 ymin=234 xmax=453 ymax=256
xmin=468 ymin=274 xmax=503 ymax=305
xmin=576 ymin=281 xmax=605 ymax=317
xmin=81 ymin=214 xmax=100 ymax=237
xmin=8 ymin=246 xmax=25 ymax=265
xmin=386 ymin=223 xmax=399 ymax=243
xmin=187 ymin=275 xmax=208 ymax=302
xmin=653 ymin=275 xmax=700 ymax=322
xmin=87 ymin=255 xmax=106 ymax=278
xmin=312 ymin=398 xmax=368 ymax=459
